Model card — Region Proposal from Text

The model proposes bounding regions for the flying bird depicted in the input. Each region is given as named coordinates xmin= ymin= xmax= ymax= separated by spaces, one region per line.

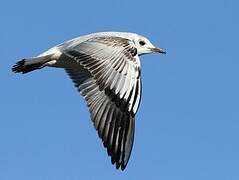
xmin=12 ymin=32 xmax=166 ymax=170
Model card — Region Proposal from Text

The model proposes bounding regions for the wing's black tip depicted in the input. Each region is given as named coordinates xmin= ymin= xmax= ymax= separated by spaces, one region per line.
xmin=111 ymin=154 xmax=127 ymax=171
xmin=113 ymin=161 xmax=126 ymax=171
xmin=121 ymin=165 xmax=126 ymax=171
xmin=12 ymin=59 xmax=26 ymax=73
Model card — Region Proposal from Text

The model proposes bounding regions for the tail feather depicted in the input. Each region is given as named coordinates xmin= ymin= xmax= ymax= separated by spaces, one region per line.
xmin=12 ymin=59 xmax=40 ymax=74
xmin=12 ymin=55 xmax=52 ymax=74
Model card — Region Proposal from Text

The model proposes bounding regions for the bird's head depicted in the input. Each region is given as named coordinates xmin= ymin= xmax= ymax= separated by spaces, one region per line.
xmin=133 ymin=34 xmax=166 ymax=56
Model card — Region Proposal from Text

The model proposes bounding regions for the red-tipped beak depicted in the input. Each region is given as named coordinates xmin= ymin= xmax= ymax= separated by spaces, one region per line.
xmin=150 ymin=47 xmax=167 ymax=54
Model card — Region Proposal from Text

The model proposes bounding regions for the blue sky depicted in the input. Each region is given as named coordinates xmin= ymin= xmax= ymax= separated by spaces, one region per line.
xmin=1 ymin=0 xmax=239 ymax=179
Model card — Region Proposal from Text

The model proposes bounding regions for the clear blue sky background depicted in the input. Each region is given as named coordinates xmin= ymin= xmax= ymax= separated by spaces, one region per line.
xmin=1 ymin=0 xmax=239 ymax=179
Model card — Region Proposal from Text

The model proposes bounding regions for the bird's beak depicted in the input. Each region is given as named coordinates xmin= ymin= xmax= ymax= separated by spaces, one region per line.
xmin=150 ymin=47 xmax=167 ymax=54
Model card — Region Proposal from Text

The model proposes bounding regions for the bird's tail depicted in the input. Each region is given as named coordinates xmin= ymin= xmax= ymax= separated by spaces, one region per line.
xmin=12 ymin=55 xmax=52 ymax=74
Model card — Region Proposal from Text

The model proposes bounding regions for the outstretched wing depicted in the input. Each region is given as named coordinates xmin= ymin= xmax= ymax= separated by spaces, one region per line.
xmin=63 ymin=36 xmax=141 ymax=170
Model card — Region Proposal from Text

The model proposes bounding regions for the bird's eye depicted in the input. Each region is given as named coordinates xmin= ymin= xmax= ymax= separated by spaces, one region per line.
xmin=139 ymin=40 xmax=146 ymax=46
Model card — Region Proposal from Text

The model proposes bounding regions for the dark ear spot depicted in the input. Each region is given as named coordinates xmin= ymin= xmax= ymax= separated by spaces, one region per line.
xmin=130 ymin=47 xmax=137 ymax=56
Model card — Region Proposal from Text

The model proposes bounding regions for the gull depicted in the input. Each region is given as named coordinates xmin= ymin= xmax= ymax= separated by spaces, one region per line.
xmin=12 ymin=32 xmax=166 ymax=170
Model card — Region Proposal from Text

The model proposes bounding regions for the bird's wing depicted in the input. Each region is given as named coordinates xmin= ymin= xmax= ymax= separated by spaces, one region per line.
xmin=63 ymin=36 xmax=141 ymax=170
